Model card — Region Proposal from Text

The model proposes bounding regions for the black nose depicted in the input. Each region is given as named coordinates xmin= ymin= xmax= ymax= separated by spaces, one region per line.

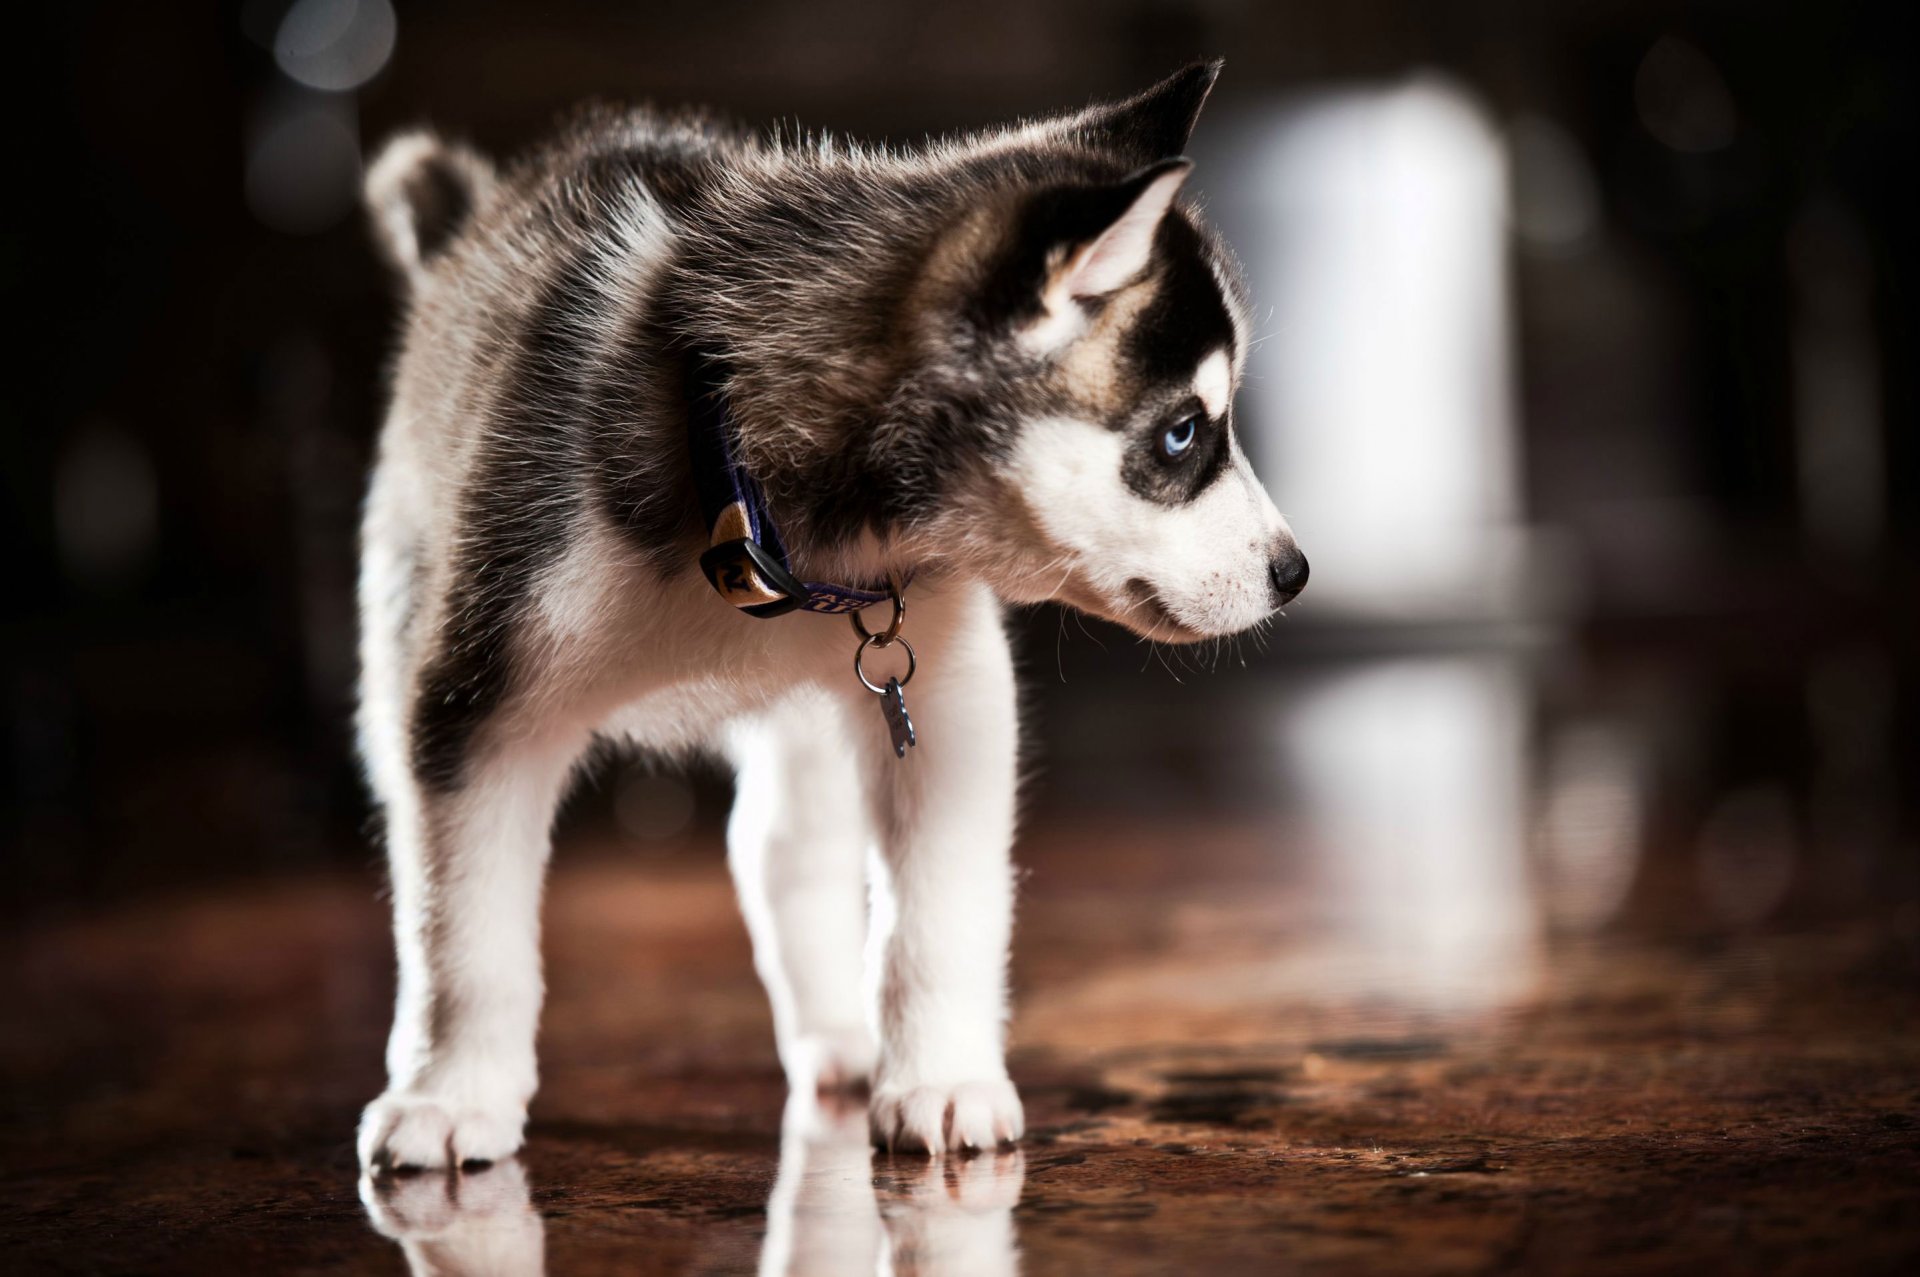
xmin=1269 ymin=549 xmax=1309 ymax=606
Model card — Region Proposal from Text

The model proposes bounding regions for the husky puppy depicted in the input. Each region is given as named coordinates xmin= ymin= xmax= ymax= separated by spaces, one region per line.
xmin=355 ymin=60 xmax=1307 ymax=1169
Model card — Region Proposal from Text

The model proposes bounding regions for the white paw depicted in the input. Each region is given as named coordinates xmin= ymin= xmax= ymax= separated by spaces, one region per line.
xmin=359 ymin=1091 xmax=527 ymax=1171
xmin=869 ymin=1077 xmax=1024 ymax=1155
xmin=784 ymin=1025 xmax=878 ymax=1094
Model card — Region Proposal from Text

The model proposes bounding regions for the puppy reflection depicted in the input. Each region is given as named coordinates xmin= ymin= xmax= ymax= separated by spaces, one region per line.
xmin=360 ymin=1159 xmax=546 ymax=1277
xmin=362 ymin=1095 xmax=1023 ymax=1277
xmin=764 ymin=1092 xmax=1025 ymax=1277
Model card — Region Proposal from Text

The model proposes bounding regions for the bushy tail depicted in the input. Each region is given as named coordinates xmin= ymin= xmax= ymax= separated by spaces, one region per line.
xmin=364 ymin=130 xmax=495 ymax=283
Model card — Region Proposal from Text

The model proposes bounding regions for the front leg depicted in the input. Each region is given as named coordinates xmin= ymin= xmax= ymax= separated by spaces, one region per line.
xmin=865 ymin=584 xmax=1024 ymax=1154
xmin=358 ymin=726 xmax=584 ymax=1171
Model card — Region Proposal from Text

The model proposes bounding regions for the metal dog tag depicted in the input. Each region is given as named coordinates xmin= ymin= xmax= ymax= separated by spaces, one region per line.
xmin=879 ymin=676 xmax=916 ymax=758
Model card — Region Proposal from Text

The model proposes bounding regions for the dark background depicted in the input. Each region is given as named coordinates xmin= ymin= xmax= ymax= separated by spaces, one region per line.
xmin=8 ymin=0 xmax=1915 ymax=913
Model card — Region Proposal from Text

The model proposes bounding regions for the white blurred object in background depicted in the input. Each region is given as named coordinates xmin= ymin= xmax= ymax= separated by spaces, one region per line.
xmin=1205 ymin=85 xmax=1553 ymax=1004
xmin=1211 ymin=78 xmax=1538 ymax=625
xmin=1278 ymin=655 xmax=1538 ymax=1011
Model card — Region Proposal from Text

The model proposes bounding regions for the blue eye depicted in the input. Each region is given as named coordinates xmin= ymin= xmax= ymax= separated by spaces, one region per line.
xmin=1158 ymin=415 xmax=1200 ymax=460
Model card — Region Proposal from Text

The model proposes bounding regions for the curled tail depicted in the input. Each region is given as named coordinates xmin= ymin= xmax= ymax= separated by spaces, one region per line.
xmin=364 ymin=130 xmax=495 ymax=283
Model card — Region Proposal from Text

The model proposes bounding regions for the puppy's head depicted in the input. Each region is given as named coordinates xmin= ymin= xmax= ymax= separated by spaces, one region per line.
xmin=920 ymin=61 xmax=1305 ymax=642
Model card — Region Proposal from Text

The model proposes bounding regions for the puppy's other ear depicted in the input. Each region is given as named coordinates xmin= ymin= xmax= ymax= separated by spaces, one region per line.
xmin=1070 ymin=60 xmax=1222 ymax=165
xmin=365 ymin=130 xmax=496 ymax=285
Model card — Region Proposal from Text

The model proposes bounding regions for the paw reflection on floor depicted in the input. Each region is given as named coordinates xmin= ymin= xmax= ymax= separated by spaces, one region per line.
xmin=361 ymin=1093 xmax=1026 ymax=1277
xmin=361 ymin=1158 xmax=547 ymax=1276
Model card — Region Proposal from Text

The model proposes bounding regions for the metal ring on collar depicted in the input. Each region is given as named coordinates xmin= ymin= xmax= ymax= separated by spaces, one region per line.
xmin=854 ymin=633 xmax=916 ymax=694
xmin=849 ymin=576 xmax=906 ymax=645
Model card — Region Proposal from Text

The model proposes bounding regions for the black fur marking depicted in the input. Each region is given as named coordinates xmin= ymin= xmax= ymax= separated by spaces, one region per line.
xmin=779 ymin=382 xmax=1018 ymax=550
xmin=1127 ymin=216 xmax=1236 ymax=387
xmin=548 ymin=102 xmax=747 ymax=222
xmin=409 ymin=243 xmax=605 ymax=792
xmin=409 ymin=585 xmax=510 ymax=794
xmin=1122 ymin=397 xmax=1231 ymax=506
xmin=1088 ymin=211 xmax=1238 ymax=508
xmin=1077 ymin=60 xmax=1222 ymax=166
xmin=623 ymin=144 xmax=726 ymax=217
xmin=592 ymin=309 xmax=703 ymax=563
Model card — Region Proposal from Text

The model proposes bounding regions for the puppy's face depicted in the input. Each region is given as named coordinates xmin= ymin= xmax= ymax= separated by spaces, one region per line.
xmin=937 ymin=68 xmax=1305 ymax=642
xmin=991 ymin=184 xmax=1302 ymax=642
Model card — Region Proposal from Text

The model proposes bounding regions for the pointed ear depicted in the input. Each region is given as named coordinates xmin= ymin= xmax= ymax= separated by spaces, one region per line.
xmin=977 ymin=159 xmax=1192 ymax=350
xmin=1069 ymin=60 xmax=1222 ymax=165
xmin=1053 ymin=159 xmax=1192 ymax=300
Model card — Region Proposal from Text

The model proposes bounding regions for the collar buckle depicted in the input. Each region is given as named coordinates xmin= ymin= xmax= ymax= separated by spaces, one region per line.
xmin=698 ymin=537 xmax=806 ymax=618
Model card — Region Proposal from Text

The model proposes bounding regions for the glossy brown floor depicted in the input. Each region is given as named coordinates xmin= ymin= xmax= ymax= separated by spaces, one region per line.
xmin=5 ymin=799 xmax=1919 ymax=1275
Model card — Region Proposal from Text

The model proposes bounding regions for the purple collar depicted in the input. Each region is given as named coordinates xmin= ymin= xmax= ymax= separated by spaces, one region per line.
xmin=687 ymin=353 xmax=900 ymax=618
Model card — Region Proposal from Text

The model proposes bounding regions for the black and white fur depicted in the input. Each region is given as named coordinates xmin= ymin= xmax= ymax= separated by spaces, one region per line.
xmin=355 ymin=62 xmax=1306 ymax=1169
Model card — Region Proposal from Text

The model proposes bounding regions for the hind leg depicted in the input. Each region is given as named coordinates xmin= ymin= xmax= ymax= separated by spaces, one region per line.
xmin=726 ymin=691 xmax=878 ymax=1092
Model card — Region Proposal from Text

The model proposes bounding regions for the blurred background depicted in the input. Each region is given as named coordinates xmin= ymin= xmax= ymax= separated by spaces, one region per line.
xmin=8 ymin=0 xmax=1916 ymax=996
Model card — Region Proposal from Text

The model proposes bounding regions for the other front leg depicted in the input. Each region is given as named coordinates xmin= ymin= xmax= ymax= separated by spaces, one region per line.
xmin=864 ymin=584 xmax=1024 ymax=1154
xmin=726 ymin=690 xmax=879 ymax=1093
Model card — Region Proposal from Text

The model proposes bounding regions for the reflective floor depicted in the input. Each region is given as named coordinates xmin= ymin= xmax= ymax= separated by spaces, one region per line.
xmin=4 ymin=642 xmax=1918 ymax=1273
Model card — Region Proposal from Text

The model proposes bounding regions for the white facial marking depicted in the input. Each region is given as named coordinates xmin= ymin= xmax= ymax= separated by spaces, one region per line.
xmin=1008 ymin=415 xmax=1291 ymax=638
xmin=1193 ymin=348 xmax=1231 ymax=418
xmin=1017 ymin=299 xmax=1088 ymax=355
